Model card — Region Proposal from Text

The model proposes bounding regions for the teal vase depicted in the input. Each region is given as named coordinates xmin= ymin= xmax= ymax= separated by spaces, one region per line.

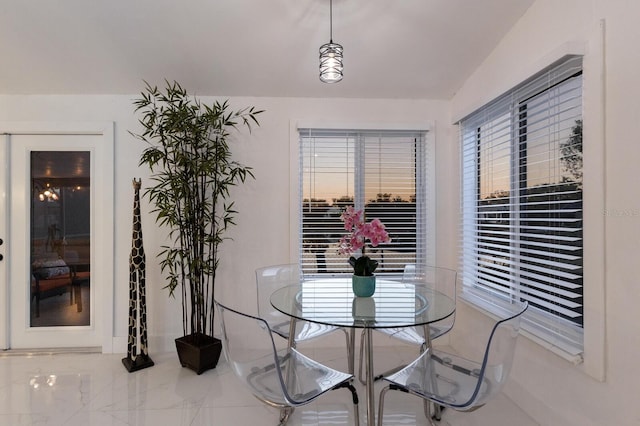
xmin=352 ymin=275 xmax=376 ymax=297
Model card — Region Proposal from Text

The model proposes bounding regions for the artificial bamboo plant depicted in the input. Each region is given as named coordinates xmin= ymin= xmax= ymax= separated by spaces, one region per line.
xmin=133 ymin=80 xmax=262 ymax=343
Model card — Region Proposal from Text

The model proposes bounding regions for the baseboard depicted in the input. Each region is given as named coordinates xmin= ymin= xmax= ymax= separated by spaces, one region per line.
xmin=0 ymin=346 xmax=101 ymax=357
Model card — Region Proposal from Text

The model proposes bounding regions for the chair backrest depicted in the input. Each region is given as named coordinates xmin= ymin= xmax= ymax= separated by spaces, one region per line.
xmin=402 ymin=264 xmax=457 ymax=299
xmin=215 ymin=300 xmax=290 ymax=406
xmin=216 ymin=299 xmax=350 ymax=409
xmin=403 ymin=264 xmax=458 ymax=338
xmin=469 ymin=300 xmax=528 ymax=408
xmin=444 ymin=300 xmax=528 ymax=410
xmin=382 ymin=300 xmax=528 ymax=413
xmin=255 ymin=264 xmax=301 ymax=328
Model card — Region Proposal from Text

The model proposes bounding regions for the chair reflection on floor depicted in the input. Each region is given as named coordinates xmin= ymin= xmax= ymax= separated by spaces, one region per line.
xmin=377 ymin=300 xmax=528 ymax=426
xmin=215 ymin=300 xmax=360 ymax=426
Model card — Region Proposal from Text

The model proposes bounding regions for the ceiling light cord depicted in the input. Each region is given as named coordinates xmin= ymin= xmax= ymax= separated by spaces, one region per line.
xmin=329 ymin=0 xmax=333 ymax=42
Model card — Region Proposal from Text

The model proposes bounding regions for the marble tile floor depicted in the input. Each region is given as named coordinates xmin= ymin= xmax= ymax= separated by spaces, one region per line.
xmin=0 ymin=346 xmax=539 ymax=426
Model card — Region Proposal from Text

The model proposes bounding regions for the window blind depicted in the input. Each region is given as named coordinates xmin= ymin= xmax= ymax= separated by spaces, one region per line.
xmin=459 ymin=55 xmax=584 ymax=355
xmin=299 ymin=129 xmax=428 ymax=277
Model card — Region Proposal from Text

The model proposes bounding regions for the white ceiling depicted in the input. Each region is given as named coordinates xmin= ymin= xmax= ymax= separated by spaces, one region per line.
xmin=0 ymin=0 xmax=533 ymax=99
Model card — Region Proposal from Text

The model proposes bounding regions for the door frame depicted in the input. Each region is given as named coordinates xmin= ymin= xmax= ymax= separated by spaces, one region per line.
xmin=0 ymin=122 xmax=114 ymax=352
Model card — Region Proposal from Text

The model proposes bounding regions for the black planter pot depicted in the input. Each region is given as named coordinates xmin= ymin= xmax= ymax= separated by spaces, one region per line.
xmin=175 ymin=332 xmax=222 ymax=375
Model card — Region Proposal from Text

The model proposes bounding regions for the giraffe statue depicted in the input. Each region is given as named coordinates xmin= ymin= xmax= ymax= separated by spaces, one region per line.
xmin=122 ymin=178 xmax=154 ymax=372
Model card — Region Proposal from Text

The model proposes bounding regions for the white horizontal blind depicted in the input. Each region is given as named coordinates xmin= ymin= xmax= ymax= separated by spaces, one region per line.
xmin=459 ymin=55 xmax=584 ymax=355
xmin=299 ymin=129 xmax=427 ymax=277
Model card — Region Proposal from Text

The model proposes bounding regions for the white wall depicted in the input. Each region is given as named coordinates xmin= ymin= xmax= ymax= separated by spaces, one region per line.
xmin=0 ymin=94 xmax=451 ymax=352
xmin=451 ymin=0 xmax=640 ymax=424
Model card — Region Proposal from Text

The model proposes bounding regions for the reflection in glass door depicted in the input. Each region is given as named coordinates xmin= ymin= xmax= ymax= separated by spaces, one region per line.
xmin=30 ymin=151 xmax=90 ymax=327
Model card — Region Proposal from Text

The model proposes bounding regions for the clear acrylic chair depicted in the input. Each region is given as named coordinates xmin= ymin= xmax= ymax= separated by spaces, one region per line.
xmin=215 ymin=300 xmax=360 ymax=426
xmin=358 ymin=265 xmax=458 ymax=384
xmin=256 ymin=264 xmax=355 ymax=373
xmin=377 ymin=300 xmax=528 ymax=426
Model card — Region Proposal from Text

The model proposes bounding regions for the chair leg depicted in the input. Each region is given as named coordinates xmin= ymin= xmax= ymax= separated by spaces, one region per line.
xmin=432 ymin=403 xmax=444 ymax=421
xmin=423 ymin=400 xmax=432 ymax=422
xmin=423 ymin=401 xmax=438 ymax=426
xmin=353 ymin=398 xmax=360 ymax=426
xmin=345 ymin=328 xmax=355 ymax=375
xmin=335 ymin=380 xmax=360 ymax=426
xmin=352 ymin=388 xmax=360 ymax=426
xmin=379 ymin=385 xmax=438 ymax=426
xmin=377 ymin=385 xmax=390 ymax=426
xmin=358 ymin=329 xmax=366 ymax=384
xmin=418 ymin=340 xmax=442 ymax=424
xmin=278 ymin=406 xmax=294 ymax=425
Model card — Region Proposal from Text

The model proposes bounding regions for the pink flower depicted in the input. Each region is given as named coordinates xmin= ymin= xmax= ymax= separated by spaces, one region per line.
xmin=337 ymin=206 xmax=391 ymax=256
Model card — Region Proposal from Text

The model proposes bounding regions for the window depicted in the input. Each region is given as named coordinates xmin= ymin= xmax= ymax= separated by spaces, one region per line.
xmin=459 ymin=55 xmax=584 ymax=355
xmin=299 ymin=129 xmax=429 ymax=276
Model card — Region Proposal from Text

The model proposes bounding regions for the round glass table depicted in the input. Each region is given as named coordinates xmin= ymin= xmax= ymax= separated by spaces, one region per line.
xmin=271 ymin=277 xmax=456 ymax=426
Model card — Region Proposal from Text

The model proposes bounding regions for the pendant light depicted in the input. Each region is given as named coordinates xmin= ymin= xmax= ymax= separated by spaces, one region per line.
xmin=319 ymin=0 xmax=343 ymax=83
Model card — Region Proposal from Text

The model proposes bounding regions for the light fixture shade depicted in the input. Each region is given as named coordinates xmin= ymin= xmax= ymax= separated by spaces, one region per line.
xmin=319 ymin=41 xmax=343 ymax=83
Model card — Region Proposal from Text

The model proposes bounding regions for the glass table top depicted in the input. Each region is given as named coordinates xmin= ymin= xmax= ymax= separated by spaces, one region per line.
xmin=270 ymin=277 xmax=455 ymax=328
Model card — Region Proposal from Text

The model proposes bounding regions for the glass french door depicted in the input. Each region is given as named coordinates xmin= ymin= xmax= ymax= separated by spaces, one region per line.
xmin=1 ymin=130 xmax=113 ymax=350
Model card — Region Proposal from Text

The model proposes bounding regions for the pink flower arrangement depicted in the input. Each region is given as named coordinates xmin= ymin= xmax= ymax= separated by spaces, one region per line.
xmin=338 ymin=206 xmax=391 ymax=276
